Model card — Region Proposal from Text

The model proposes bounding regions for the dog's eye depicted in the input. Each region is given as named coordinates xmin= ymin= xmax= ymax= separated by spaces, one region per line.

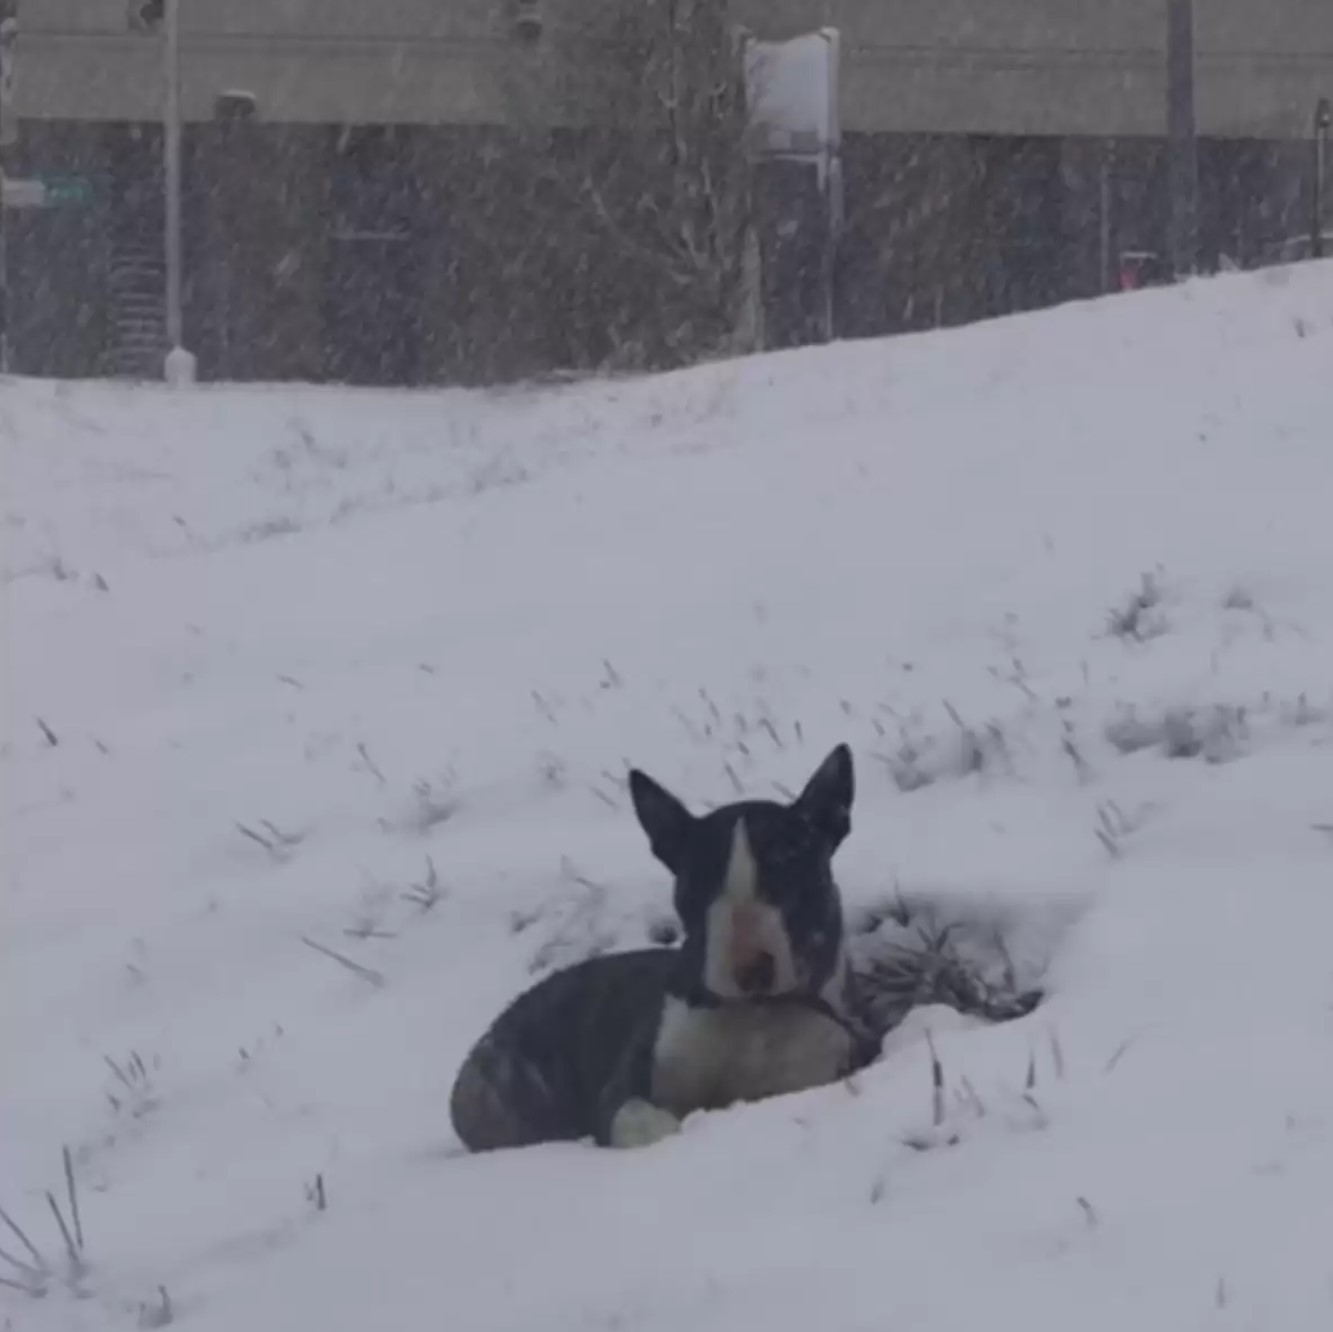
xmin=763 ymin=853 xmax=806 ymax=885
xmin=771 ymin=835 xmax=816 ymax=866
xmin=763 ymin=851 xmax=818 ymax=895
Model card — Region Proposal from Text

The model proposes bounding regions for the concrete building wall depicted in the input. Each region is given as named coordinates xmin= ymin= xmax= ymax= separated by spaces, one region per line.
xmin=13 ymin=0 xmax=1333 ymax=137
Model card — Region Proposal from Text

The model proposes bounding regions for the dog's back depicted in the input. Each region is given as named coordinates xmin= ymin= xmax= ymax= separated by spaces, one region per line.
xmin=450 ymin=948 xmax=678 ymax=1152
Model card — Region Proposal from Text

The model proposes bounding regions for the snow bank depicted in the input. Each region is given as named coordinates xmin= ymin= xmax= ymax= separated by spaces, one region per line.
xmin=4 ymin=263 xmax=1333 ymax=1331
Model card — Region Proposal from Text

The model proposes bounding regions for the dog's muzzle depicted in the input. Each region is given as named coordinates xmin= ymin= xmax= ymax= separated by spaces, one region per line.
xmin=734 ymin=950 xmax=777 ymax=995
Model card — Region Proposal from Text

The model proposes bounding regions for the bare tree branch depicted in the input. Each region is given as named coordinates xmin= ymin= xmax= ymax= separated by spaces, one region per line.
xmin=491 ymin=0 xmax=757 ymax=372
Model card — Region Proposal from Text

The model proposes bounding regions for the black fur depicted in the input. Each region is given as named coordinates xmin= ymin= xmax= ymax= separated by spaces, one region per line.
xmin=450 ymin=949 xmax=679 ymax=1151
xmin=450 ymin=745 xmax=877 ymax=1152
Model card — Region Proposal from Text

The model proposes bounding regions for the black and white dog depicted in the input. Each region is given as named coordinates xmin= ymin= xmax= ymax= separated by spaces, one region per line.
xmin=450 ymin=744 xmax=881 ymax=1152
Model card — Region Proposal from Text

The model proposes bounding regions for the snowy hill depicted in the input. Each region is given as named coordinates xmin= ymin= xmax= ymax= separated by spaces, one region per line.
xmin=4 ymin=262 xmax=1333 ymax=1332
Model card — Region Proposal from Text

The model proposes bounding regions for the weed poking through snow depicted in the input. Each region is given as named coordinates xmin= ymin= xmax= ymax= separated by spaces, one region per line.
xmin=300 ymin=936 xmax=387 ymax=989
xmin=902 ymin=1031 xmax=961 ymax=1153
xmin=1094 ymin=799 xmax=1153 ymax=859
xmin=1104 ymin=703 xmax=1248 ymax=763
xmin=377 ymin=773 xmax=460 ymax=836
xmin=0 ymin=1149 xmax=88 ymax=1300
xmin=1105 ymin=570 xmax=1169 ymax=641
xmin=853 ymin=906 xmax=1044 ymax=1038
xmin=104 ymin=1049 xmax=158 ymax=1120
xmin=136 ymin=1286 xmax=174 ymax=1329
xmin=873 ymin=706 xmax=1011 ymax=793
xmin=526 ymin=858 xmax=617 ymax=974
xmin=305 ymin=1174 xmax=327 ymax=1214
xmin=235 ymin=819 xmax=304 ymax=862
xmin=400 ymin=855 xmax=445 ymax=912
xmin=900 ymin=1035 xmax=1051 ymax=1154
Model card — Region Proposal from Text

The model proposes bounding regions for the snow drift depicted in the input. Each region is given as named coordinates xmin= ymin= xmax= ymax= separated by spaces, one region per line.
xmin=4 ymin=261 xmax=1333 ymax=1331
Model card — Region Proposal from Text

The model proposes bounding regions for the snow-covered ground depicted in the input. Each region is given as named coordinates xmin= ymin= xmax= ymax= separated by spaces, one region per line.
xmin=4 ymin=262 xmax=1333 ymax=1332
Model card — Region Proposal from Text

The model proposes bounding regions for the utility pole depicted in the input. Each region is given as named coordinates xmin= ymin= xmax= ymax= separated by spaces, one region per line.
xmin=0 ymin=0 xmax=17 ymax=373
xmin=1165 ymin=0 xmax=1198 ymax=280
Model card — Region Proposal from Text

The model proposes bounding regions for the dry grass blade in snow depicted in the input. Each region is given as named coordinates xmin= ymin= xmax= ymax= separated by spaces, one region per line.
xmin=0 ymin=1152 xmax=88 ymax=1299
xmin=300 ymin=937 xmax=387 ymax=988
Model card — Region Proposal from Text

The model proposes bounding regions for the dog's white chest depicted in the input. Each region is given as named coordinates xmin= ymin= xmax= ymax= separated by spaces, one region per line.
xmin=650 ymin=996 xmax=853 ymax=1117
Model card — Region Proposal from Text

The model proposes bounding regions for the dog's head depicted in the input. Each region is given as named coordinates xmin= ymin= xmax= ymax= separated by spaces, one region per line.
xmin=628 ymin=745 xmax=854 ymax=1002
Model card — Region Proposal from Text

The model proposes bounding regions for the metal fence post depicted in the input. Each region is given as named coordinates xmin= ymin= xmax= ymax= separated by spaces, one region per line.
xmin=1165 ymin=0 xmax=1198 ymax=280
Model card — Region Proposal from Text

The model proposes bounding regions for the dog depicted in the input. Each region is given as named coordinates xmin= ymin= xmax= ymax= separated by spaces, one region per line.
xmin=449 ymin=743 xmax=881 ymax=1152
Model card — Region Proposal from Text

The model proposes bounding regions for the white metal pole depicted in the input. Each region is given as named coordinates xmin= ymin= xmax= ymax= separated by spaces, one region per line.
xmin=163 ymin=0 xmax=194 ymax=383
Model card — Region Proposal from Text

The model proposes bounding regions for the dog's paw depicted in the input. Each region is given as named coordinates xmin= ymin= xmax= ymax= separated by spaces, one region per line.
xmin=609 ymin=1098 xmax=682 ymax=1149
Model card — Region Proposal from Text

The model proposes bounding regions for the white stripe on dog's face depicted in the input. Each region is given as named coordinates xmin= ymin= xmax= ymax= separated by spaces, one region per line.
xmin=702 ymin=817 xmax=797 ymax=998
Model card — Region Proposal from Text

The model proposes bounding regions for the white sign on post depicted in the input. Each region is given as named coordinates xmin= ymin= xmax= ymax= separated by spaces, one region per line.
xmin=2 ymin=176 xmax=45 ymax=208
xmin=744 ymin=28 xmax=842 ymax=178
xmin=743 ymin=29 xmax=844 ymax=345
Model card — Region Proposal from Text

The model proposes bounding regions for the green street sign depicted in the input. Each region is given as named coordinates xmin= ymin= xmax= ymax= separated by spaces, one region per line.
xmin=41 ymin=174 xmax=94 ymax=207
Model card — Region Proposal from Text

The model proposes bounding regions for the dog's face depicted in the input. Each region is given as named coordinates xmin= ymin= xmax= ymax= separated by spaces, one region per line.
xmin=628 ymin=745 xmax=854 ymax=1002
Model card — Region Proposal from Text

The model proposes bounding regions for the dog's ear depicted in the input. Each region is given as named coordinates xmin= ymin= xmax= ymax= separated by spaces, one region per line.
xmin=628 ymin=769 xmax=696 ymax=873
xmin=792 ymin=743 xmax=854 ymax=849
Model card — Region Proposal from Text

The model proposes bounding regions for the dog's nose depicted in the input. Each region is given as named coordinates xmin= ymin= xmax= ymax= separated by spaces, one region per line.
xmin=736 ymin=951 xmax=776 ymax=995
